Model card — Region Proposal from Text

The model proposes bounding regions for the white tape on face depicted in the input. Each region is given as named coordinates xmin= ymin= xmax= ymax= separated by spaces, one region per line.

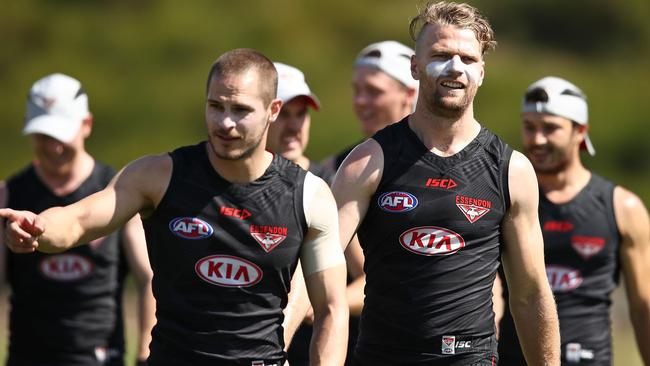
xmin=425 ymin=56 xmax=481 ymax=85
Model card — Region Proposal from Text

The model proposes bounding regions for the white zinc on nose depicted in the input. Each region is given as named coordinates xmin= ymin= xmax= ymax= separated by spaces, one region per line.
xmin=425 ymin=56 xmax=481 ymax=84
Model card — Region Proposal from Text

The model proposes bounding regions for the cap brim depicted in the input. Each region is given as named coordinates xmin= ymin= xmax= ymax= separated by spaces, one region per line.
xmin=283 ymin=94 xmax=321 ymax=111
xmin=22 ymin=115 xmax=81 ymax=143
xmin=581 ymin=134 xmax=596 ymax=156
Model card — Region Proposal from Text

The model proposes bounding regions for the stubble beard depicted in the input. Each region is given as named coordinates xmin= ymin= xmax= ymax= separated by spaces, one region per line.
xmin=525 ymin=147 xmax=571 ymax=175
xmin=425 ymin=86 xmax=475 ymax=120
xmin=208 ymin=132 xmax=265 ymax=161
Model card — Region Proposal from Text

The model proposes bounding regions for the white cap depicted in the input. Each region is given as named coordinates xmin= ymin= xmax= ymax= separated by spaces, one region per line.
xmin=23 ymin=73 xmax=90 ymax=143
xmin=274 ymin=62 xmax=320 ymax=111
xmin=354 ymin=40 xmax=418 ymax=89
xmin=522 ymin=76 xmax=595 ymax=156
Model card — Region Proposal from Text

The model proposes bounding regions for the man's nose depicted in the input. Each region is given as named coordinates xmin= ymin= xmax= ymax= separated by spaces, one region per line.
xmin=446 ymin=55 xmax=464 ymax=74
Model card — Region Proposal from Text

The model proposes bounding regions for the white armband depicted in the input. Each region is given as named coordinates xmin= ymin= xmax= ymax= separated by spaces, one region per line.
xmin=300 ymin=172 xmax=346 ymax=276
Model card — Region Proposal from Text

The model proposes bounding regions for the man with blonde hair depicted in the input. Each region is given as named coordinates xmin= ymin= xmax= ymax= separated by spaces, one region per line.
xmin=333 ymin=2 xmax=560 ymax=365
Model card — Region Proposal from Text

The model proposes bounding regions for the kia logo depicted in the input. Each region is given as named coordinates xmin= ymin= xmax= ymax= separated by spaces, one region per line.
xmin=378 ymin=191 xmax=418 ymax=213
xmin=195 ymin=255 xmax=263 ymax=287
xmin=39 ymin=254 xmax=93 ymax=281
xmin=546 ymin=265 xmax=583 ymax=292
xmin=399 ymin=226 xmax=465 ymax=256
xmin=169 ymin=217 xmax=214 ymax=240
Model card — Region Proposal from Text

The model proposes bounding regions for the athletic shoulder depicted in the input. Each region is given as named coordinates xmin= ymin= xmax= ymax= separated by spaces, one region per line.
xmin=614 ymin=185 xmax=649 ymax=233
xmin=507 ymin=150 xmax=539 ymax=209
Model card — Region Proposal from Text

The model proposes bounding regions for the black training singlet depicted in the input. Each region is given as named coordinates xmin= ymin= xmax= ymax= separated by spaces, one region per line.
xmin=498 ymin=174 xmax=620 ymax=366
xmin=5 ymin=162 xmax=122 ymax=366
xmin=142 ymin=142 xmax=308 ymax=366
xmin=355 ymin=119 xmax=512 ymax=365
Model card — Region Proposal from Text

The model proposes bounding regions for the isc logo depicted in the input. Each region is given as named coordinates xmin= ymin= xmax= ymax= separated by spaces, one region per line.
xmin=220 ymin=206 xmax=252 ymax=220
xmin=378 ymin=191 xmax=418 ymax=213
xmin=39 ymin=254 xmax=93 ymax=281
xmin=169 ymin=217 xmax=214 ymax=240
xmin=399 ymin=226 xmax=465 ymax=256
xmin=546 ymin=265 xmax=583 ymax=292
xmin=425 ymin=178 xmax=457 ymax=189
xmin=195 ymin=255 xmax=263 ymax=287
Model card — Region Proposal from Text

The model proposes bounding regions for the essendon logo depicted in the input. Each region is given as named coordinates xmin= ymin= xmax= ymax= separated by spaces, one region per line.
xmin=169 ymin=217 xmax=214 ymax=240
xmin=195 ymin=255 xmax=262 ymax=287
xmin=378 ymin=191 xmax=418 ymax=213
xmin=442 ymin=335 xmax=455 ymax=354
xmin=544 ymin=221 xmax=574 ymax=232
xmin=39 ymin=254 xmax=93 ymax=281
xmin=399 ymin=226 xmax=465 ymax=256
xmin=546 ymin=265 xmax=583 ymax=292
xmin=250 ymin=225 xmax=288 ymax=252
xmin=455 ymin=195 xmax=491 ymax=223
xmin=425 ymin=178 xmax=457 ymax=189
xmin=571 ymin=236 xmax=605 ymax=260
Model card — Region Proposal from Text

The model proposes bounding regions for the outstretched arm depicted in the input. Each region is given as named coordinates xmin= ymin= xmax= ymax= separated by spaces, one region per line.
xmin=0 ymin=154 xmax=171 ymax=254
xmin=614 ymin=186 xmax=650 ymax=365
xmin=121 ymin=215 xmax=156 ymax=363
xmin=501 ymin=151 xmax=560 ymax=366
xmin=300 ymin=174 xmax=348 ymax=365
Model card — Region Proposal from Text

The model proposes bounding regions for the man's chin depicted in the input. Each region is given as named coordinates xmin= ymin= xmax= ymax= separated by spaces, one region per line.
xmin=532 ymin=164 xmax=563 ymax=175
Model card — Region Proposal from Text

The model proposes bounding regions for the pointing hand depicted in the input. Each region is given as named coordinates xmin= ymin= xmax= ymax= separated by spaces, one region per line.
xmin=0 ymin=208 xmax=45 ymax=253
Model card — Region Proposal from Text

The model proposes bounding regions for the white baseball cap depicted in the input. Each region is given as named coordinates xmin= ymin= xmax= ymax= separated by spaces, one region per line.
xmin=354 ymin=40 xmax=418 ymax=89
xmin=23 ymin=73 xmax=90 ymax=143
xmin=274 ymin=62 xmax=320 ymax=111
xmin=522 ymin=76 xmax=595 ymax=156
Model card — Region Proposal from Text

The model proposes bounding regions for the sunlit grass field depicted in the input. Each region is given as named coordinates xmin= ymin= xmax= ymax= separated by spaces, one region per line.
xmin=0 ymin=283 xmax=643 ymax=365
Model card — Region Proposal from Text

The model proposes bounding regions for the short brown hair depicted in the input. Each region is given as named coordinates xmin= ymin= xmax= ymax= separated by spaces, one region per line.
xmin=206 ymin=48 xmax=278 ymax=105
xmin=409 ymin=1 xmax=496 ymax=55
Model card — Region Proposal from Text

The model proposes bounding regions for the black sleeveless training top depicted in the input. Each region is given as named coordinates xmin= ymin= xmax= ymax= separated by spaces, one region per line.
xmin=355 ymin=119 xmax=512 ymax=364
xmin=498 ymin=174 xmax=620 ymax=366
xmin=142 ymin=142 xmax=309 ymax=365
xmin=5 ymin=162 xmax=121 ymax=364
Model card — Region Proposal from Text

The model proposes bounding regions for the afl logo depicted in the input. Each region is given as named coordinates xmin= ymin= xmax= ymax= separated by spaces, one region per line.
xmin=546 ymin=265 xmax=583 ymax=292
xmin=195 ymin=255 xmax=263 ymax=287
xmin=399 ymin=226 xmax=465 ymax=256
xmin=39 ymin=254 xmax=93 ymax=281
xmin=169 ymin=217 xmax=213 ymax=240
xmin=378 ymin=191 xmax=418 ymax=213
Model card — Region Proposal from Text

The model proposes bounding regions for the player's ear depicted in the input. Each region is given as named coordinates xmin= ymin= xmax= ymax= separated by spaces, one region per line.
xmin=268 ymin=98 xmax=283 ymax=123
xmin=411 ymin=54 xmax=420 ymax=81
xmin=81 ymin=113 xmax=93 ymax=138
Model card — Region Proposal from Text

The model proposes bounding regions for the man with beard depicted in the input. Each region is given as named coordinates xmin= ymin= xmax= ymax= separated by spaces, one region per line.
xmin=0 ymin=49 xmax=349 ymax=366
xmin=331 ymin=2 xmax=560 ymax=365
xmin=497 ymin=76 xmax=650 ymax=365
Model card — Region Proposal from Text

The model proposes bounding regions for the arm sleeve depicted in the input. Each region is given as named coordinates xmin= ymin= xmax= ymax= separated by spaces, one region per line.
xmin=300 ymin=172 xmax=346 ymax=276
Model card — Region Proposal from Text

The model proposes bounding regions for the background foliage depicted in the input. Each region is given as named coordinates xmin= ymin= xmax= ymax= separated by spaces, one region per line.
xmin=1 ymin=0 xmax=648 ymax=364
